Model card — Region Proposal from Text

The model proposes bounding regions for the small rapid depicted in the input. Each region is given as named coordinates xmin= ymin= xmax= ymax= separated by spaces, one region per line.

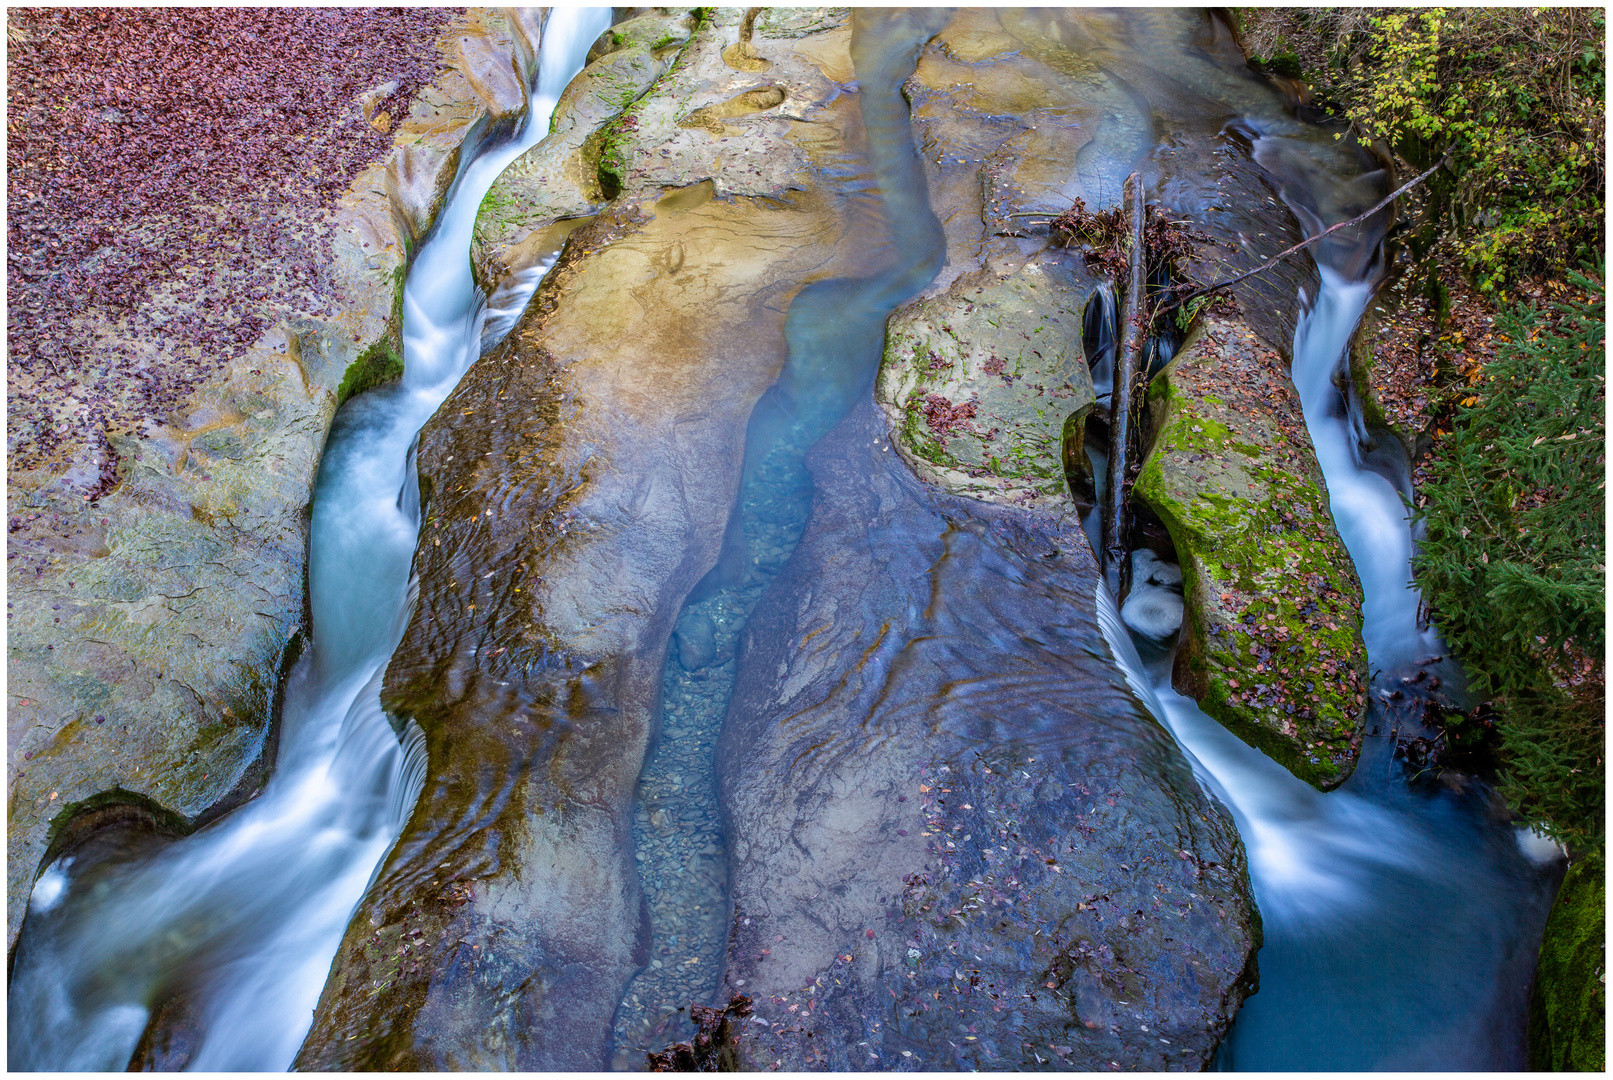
xmin=6 ymin=9 xmax=610 ymax=1070
xmin=1289 ymin=267 xmax=1442 ymax=673
xmin=1098 ymin=224 xmax=1562 ymax=1067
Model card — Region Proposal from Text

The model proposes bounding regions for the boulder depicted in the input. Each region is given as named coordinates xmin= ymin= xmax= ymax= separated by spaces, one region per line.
xmin=1133 ymin=310 xmax=1370 ymax=787
xmin=6 ymin=9 xmax=532 ymax=952
xmin=470 ymin=10 xmax=698 ymax=291
xmin=1529 ymin=853 xmax=1606 ymax=1071
xmin=875 ymin=263 xmax=1096 ymax=512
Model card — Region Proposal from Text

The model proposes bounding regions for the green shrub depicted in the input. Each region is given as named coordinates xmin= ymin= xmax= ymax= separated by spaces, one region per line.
xmin=1413 ymin=270 xmax=1605 ymax=849
xmin=1237 ymin=7 xmax=1605 ymax=295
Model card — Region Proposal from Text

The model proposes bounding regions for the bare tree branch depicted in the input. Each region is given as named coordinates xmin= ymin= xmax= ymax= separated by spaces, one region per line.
xmin=1161 ymin=150 xmax=1452 ymax=315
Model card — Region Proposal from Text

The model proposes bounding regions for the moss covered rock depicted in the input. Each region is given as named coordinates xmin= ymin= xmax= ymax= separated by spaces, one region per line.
xmin=1529 ymin=853 xmax=1606 ymax=1071
xmin=470 ymin=12 xmax=695 ymax=290
xmin=1133 ymin=310 xmax=1370 ymax=787
xmin=876 ymin=263 xmax=1095 ymax=510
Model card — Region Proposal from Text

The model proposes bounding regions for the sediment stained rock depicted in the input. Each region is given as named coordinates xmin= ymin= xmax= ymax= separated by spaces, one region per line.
xmin=295 ymin=11 xmax=872 ymax=1068
xmin=6 ymin=8 xmax=538 ymax=951
xmin=716 ymin=400 xmax=1259 ymax=1071
xmin=1133 ymin=312 xmax=1370 ymax=787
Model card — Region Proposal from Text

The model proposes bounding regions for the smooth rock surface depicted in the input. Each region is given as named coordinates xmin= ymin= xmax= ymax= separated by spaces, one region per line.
xmin=295 ymin=13 xmax=875 ymax=1067
xmin=716 ymin=400 xmax=1259 ymax=1071
xmin=472 ymin=6 xmax=849 ymax=293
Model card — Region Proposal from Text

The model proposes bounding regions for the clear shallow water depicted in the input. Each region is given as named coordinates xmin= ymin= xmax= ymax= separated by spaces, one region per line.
xmin=608 ymin=9 xmax=951 ymax=1062
xmin=6 ymin=9 xmax=610 ymax=1070
xmin=1097 ymin=261 xmax=1561 ymax=1069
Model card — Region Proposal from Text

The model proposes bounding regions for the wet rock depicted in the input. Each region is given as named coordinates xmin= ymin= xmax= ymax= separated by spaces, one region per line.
xmin=5 ymin=12 xmax=522 ymax=952
xmin=709 ymin=15 xmax=1276 ymax=1070
xmin=675 ymin=613 xmax=719 ymax=671
xmin=716 ymin=401 xmax=1259 ymax=1071
xmin=876 ymin=263 xmax=1096 ymax=511
xmin=295 ymin=14 xmax=873 ymax=1069
xmin=473 ymin=6 xmax=844 ymax=293
xmin=125 ymin=991 xmax=204 ymax=1071
xmin=386 ymin=10 xmax=542 ymax=252
xmin=470 ymin=10 xmax=697 ymax=290
xmin=1529 ymin=853 xmax=1605 ymax=1071
xmin=646 ymin=994 xmax=752 ymax=1071
xmin=1132 ymin=312 xmax=1370 ymax=787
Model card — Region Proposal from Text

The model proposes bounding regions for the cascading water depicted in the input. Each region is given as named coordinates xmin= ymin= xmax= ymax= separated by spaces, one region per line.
xmin=6 ymin=9 xmax=611 ymax=1070
xmin=1099 ymin=215 xmax=1562 ymax=1067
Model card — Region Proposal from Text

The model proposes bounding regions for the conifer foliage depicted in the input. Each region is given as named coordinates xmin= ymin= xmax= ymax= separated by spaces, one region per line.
xmin=1413 ymin=271 xmax=1605 ymax=850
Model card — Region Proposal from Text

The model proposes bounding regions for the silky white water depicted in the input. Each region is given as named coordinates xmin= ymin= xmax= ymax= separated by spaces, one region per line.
xmin=7 ymin=9 xmax=610 ymax=1070
xmin=1290 ymin=266 xmax=1446 ymax=673
xmin=1097 ymin=258 xmax=1560 ymax=1069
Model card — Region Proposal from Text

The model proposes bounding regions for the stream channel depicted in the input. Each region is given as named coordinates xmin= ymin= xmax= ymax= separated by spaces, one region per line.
xmin=7 ymin=9 xmax=611 ymax=1070
xmin=10 ymin=8 xmax=1563 ymax=1073
xmin=1101 ymin=182 xmax=1562 ymax=1069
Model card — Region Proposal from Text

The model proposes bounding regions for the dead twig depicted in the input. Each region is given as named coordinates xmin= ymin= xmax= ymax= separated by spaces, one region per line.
xmin=1160 ymin=150 xmax=1453 ymax=316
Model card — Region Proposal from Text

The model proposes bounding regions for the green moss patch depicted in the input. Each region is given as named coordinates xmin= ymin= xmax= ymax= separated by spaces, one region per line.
xmin=336 ymin=339 xmax=404 ymax=406
xmin=1529 ymin=853 xmax=1606 ymax=1071
xmin=1133 ymin=315 xmax=1369 ymax=788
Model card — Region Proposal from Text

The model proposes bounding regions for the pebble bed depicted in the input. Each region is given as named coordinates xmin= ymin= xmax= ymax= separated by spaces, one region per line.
xmin=609 ymin=434 xmax=812 ymax=1067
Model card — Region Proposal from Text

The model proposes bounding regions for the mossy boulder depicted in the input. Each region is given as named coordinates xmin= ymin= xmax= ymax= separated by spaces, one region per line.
xmin=1529 ymin=853 xmax=1606 ymax=1071
xmin=875 ymin=263 xmax=1095 ymax=511
xmin=1133 ymin=310 xmax=1370 ymax=788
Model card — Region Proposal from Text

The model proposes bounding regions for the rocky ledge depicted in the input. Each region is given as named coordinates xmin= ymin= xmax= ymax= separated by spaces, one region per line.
xmin=6 ymin=7 xmax=541 ymax=952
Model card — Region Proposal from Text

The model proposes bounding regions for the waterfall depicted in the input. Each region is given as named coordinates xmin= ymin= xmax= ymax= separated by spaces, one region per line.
xmin=6 ymin=10 xmax=612 ymax=1071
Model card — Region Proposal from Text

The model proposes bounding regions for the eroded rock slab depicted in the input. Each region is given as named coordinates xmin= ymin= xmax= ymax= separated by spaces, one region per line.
xmin=1134 ymin=311 xmax=1370 ymax=786
xmin=716 ymin=400 xmax=1259 ymax=1071
xmin=295 ymin=15 xmax=874 ymax=1067
xmin=5 ymin=9 xmax=536 ymax=951
xmin=473 ymin=6 xmax=853 ymax=292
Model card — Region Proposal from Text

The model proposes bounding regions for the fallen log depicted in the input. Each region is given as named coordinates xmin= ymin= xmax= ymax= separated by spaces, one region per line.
xmin=1101 ymin=172 xmax=1147 ymax=602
